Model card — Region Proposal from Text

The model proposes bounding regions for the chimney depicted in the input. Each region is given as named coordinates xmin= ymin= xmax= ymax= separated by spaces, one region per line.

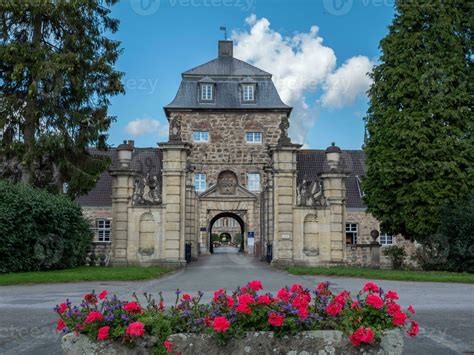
xmin=218 ymin=40 xmax=233 ymax=58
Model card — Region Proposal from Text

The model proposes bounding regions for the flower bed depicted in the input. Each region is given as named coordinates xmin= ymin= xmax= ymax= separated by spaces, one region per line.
xmin=56 ymin=281 xmax=418 ymax=354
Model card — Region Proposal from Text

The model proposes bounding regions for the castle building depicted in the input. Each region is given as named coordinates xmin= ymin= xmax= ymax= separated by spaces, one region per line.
xmin=78 ymin=41 xmax=413 ymax=268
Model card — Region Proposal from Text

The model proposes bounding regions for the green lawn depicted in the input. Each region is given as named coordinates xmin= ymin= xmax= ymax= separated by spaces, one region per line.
xmin=287 ymin=266 xmax=474 ymax=284
xmin=0 ymin=266 xmax=172 ymax=286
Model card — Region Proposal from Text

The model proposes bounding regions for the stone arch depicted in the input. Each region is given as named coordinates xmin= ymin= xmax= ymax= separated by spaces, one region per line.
xmin=139 ymin=212 xmax=155 ymax=255
xmin=209 ymin=212 xmax=245 ymax=254
xmin=303 ymin=214 xmax=319 ymax=256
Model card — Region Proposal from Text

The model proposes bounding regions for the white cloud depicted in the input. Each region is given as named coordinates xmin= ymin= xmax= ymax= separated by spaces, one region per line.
xmin=125 ymin=117 xmax=168 ymax=137
xmin=232 ymin=15 xmax=374 ymax=145
xmin=321 ymin=56 xmax=374 ymax=109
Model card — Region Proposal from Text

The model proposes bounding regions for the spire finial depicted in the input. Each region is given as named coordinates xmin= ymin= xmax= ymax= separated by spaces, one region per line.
xmin=219 ymin=26 xmax=227 ymax=40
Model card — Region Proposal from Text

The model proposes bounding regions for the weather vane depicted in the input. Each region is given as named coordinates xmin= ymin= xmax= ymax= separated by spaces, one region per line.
xmin=220 ymin=26 xmax=227 ymax=40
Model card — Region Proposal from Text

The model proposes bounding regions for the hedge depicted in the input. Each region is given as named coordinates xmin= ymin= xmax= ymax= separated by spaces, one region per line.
xmin=0 ymin=180 xmax=93 ymax=273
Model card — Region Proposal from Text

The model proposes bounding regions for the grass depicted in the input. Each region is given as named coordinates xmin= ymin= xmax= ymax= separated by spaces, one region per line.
xmin=0 ymin=266 xmax=172 ymax=286
xmin=287 ymin=266 xmax=474 ymax=284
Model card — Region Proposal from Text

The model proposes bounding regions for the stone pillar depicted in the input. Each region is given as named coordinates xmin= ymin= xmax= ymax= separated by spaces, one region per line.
xmin=320 ymin=144 xmax=347 ymax=264
xmin=270 ymin=144 xmax=300 ymax=267
xmin=159 ymin=142 xmax=190 ymax=267
xmin=109 ymin=142 xmax=134 ymax=266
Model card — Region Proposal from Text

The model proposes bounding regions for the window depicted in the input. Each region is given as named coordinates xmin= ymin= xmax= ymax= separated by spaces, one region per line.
xmin=97 ymin=219 xmax=111 ymax=242
xmin=194 ymin=173 xmax=206 ymax=192
xmin=345 ymin=223 xmax=358 ymax=245
xmin=380 ymin=233 xmax=394 ymax=246
xmin=201 ymin=84 xmax=213 ymax=101
xmin=192 ymin=131 xmax=209 ymax=142
xmin=247 ymin=173 xmax=260 ymax=192
xmin=242 ymin=84 xmax=255 ymax=101
xmin=245 ymin=132 xmax=262 ymax=143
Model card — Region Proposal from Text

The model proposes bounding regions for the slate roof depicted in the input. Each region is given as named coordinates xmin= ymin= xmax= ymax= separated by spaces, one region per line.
xmin=297 ymin=150 xmax=366 ymax=209
xmin=77 ymin=148 xmax=367 ymax=209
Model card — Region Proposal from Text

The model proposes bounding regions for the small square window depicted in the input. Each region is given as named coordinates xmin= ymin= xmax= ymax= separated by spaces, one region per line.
xmin=380 ymin=233 xmax=394 ymax=246
xmin=97 ymin=219 xmax=111 ymax=242
xmin=345 ymin=223 xmax=358 ymax=245
xmin=242 ymin=84 xmax=255 ymax=101
xmin=245 ymin=132 xmax=262 ymax=143
xmin=194 ymin=173 xmax=206 ymax=192
xmin=247 ymin=173 xmax=260 ymax=192
xmin=192 ymin=131 xmax=209 ymax=142
xmin=201 ymin=84 xmax=213 ymax=101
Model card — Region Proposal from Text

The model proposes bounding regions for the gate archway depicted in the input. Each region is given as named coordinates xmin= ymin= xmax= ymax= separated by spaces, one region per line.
xmin=209 ymin=212 xmax=245 ymax=254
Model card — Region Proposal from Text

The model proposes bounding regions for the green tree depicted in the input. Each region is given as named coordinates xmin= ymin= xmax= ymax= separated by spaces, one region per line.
xmin=0 ymin=0 xmax=124 ymax=196
xmin=363 ymin=0 xmax=473 ymax=242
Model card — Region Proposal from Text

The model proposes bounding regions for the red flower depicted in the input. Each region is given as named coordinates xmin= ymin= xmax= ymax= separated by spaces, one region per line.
xmin=351 ymin=300 xmax=359 ymax=309
xmin=56 ymin=318 xmax=66 ymax=331
xmin=213 ymin=289 xmax=224 ymax=301
xmin=407 ymin=320 xmax=419 ymax=337
xmin=236 ymin=303 xmax=252 ymax=314
xmin=212 ymin=316 xmax=230 ymax=333
xmin=290 ymin=284 xmax=303 ymax=293
xmin=182 ymin=293 xmax=191 ymax=300
xmin=316 ymin=282 xmax=329 ymax=293
xmin=97 ymin=326 xmax=110 ymax=340
xmin=123 ymin=302 xmax=143 ymax=314
xmin=362 ymin=282 xmax=380 ymax=293
xmin=58 ymin=303 xmax=68 ymax=314
xmin=226 ymin=295 xmax=234 ymax=307
xmin=392 ymin=311 xmax=407 ymax=325
xmin=84 ymin=293 xmax=97 ymax=304
xmin=298 ymin=307 xmax=309 ymax=319
xmin=268 ymin=313 xmax=285 ymax=327
xmin=248 ymin=280 xmax=263 ymax=292
xmin=257 ymin=295 xmax=272 ymax=305
xmin=385 ymin=290 xmax=399 ymax=301
xmin=159 ymin=300 xmax=165 ymax=311
xmin=407 ymin=305 xmax=416 ymax=314
xmin=238 ymin=293 xmax=255 ymax=305
xmin=349 ymin=326 xmax=374 ymax=346
xmin=334 ymin=291 xmax=348 ymax=306
xmin=98 ymin=290 xmax=108 ymax=300
xmin=203 ymin=316 xmax=213 ymax=326
xmin=387 ymin=302 xmax=401 ymax=316
xmin=164 ymin=341 xmax=173 ymax=352
xmin=85 ymin=311 xmax=103 ymax=323
xmin=325 ymin=301 xmax=343 ymax=316
xmin=366 ymin=294 xmax=384 ymax=309
xmin=125 ymin=322 xmax=145 ymax=337
xmin=276 ymin=288 xmax=290 ymax=302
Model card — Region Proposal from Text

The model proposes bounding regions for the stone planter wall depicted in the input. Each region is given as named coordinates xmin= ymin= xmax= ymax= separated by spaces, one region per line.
xmin=62 ymin=329 xmax=403 ymax=355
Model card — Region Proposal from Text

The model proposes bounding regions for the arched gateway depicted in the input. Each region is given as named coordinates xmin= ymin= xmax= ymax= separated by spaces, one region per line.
xmin=208 ymin=212 xmax=245 ymax=254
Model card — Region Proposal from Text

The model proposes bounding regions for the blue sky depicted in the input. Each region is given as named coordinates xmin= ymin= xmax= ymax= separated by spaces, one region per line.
xmin=107 ymin=0 xmax=395 ymax=149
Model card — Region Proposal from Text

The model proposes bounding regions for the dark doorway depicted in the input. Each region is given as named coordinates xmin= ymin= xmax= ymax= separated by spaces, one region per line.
xmin=209 ymin=212 xmax=245 ymax=254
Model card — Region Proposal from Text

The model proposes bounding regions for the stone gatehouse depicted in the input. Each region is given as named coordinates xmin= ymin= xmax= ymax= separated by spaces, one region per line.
xmin=77 ymin=40 xmax=414 ymax=268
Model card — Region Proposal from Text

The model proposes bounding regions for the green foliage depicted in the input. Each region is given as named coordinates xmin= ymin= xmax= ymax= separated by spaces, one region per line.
xmin=383 ymin=246 xmax=407 ymax=270
xmin=0 ymin=180 xmax=92 ymax=272
xmin=137 ymin=312 xmax=172 ymax=354
xmin=0 ymin=0 xmax=124 ymax=196
xmin=363 ymin=0 xmax=473 ymax=242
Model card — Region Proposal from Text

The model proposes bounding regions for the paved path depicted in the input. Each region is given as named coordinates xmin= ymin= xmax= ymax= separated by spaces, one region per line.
xmin=1 ymin=253 xmax=473 ymax=354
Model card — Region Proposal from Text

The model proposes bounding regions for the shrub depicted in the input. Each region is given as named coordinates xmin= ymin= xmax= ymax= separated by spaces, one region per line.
xmin=0 ymin=180 xmax=92 ymax=273
xmin=54 ymin=281 xmax=419 ymax=352
xmin=383 ymin=246 xmax=406 ymax=270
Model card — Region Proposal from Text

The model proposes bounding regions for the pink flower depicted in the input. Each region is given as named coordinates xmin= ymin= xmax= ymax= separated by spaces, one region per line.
xmin=392 ymin=311 xmax=407 ymax=325
xmin=334 ymin=291 xmax=348 ymax=306
xmin=385 ymin=290 xmax=399 ymax=301
xmin=349 ymin=326 xmax=374 ymax=346
xmin=362 ymin=282 xmax=380 ymax=293
xmin=84 ymin=293 xmax=97 ymax=304
xmin=248 ymin=280 xmax=263 ymax=292
xmin=298 ymin=307 xmax=309 ymax=319
xmin=85 ymin=311 xmax=103 ymax=323
xmin=98 ymin=290 xmax=108 ymax=300
xmin=316 ymin=282 xmax=329 ymax=293
xmin=407 ymin=320 xmax=419 ymax=337
xmin=213 ymin=289 xmax=224 ymax=301
xmin=351 ymin=300 xmax=359 ymax=309
xmin=97 ymin=326 xmax=109 ymax=340
xmin=123 ymin=302 xmax=143 ymax=314
xmin=58 ymin=303 xmax=68 ymax=314
xmin=236 ymin=303 xmax=252 ymax=314
xmin=366 ymin=294 xmax=384 ymax=309
xmin=226 ymin=295 xmax=234 ymax=307
xmin=56 ymin=318 xmax=66 ymax=331
xmin=326 ymin=301 xmax=343 ymax=315
xmin=164 ymin=341 xmax=173 ymax=352
xmin=212 ymin=316 xmax=230 ymax=333
xmin=257 ymin=295 xmax=273 ymax=305
xmin=277 ymin=288 xmax=290 ymax=302
xmin=125 ymin=322 xmax=145 ymax=337
xmin=407 ymin=305 xmax=416 ymax=314
xmin=182 ymin=293 xmax=191 ymax=300
xmin=238 ymin=293 xmax=255 ymax=305
xmin=290 ymin=284 xmax=303 ymax=293
xmin=268 ymin=313 xmax=285 ymax=327
xmin=387 ymin=302 xmax=401 ymax=316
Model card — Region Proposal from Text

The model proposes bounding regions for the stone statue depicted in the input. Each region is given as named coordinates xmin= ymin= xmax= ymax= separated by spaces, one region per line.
xmin=278 ymin=116 xmax=292 ymax=146
xmin=169 ymin=115 xmax=182 ymax=142
xmin=297 ymin=178 xmax=326 ymax=207
xmin=133 ymin=173 xmax=161 ymax=205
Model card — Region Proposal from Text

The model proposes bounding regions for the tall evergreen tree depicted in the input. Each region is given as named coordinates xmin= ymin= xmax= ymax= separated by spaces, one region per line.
xmin=363 ymin=0 xmax=473 ymax=242
xmin=0 ymin=0 xmax=124 ymax=196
